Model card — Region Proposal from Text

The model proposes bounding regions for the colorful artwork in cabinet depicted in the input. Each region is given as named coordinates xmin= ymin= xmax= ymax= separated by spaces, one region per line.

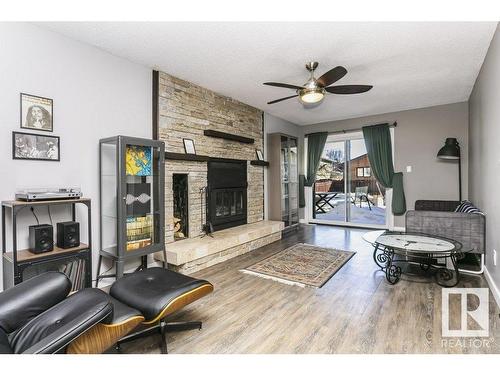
xmin=125 ymin=145 xmax=152 ymax=176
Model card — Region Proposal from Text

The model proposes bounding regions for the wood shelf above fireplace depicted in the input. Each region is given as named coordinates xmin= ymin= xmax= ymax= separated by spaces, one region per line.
xmin=203 ymin=130 xmax=255 ymax=144
xmin=165 ymin=152 xmax=210 ymax=162
xmin=250 ymin=160 xmax=269 ymax=167
xmin=165 ymin=152 xmax=266 ymax=166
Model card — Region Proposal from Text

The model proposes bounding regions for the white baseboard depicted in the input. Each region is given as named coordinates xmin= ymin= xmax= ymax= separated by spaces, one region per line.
xmin=484 ymin=266 xmax=500 ymax=309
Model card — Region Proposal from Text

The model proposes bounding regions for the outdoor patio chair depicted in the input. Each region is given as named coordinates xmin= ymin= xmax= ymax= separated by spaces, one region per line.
xmin=352 ymin=186 xmax=372 ymax=211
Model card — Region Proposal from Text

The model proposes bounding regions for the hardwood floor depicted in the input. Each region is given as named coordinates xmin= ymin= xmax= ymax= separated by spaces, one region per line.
xmin=119 ymin=224 xmax=500 ymax=354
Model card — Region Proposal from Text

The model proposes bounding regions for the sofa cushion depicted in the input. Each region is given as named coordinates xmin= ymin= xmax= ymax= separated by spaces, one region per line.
xmin=455 ymin=200 xmax=483 ymax=214
xmin=415 ymin=200 xmax=460 ymax=212
xmin=406 ymin=210 xmax=485 ymax=254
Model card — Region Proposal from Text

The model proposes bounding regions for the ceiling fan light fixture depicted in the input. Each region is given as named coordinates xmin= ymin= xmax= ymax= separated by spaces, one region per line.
xmin=264 ymin=62 xmax=372 ymax=106
xmin=299 ymin=88 xmax=325 ymax=104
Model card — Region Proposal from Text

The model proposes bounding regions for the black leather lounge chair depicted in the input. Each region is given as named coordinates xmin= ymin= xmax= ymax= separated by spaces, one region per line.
xmin=0 ymin=272 xmax=112 ymax=354
xmin=1 ymin=267 xmax=213 ymax=354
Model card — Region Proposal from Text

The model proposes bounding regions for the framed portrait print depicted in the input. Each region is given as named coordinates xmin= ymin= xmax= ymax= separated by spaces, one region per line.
xmin=20 ymin=93 xmax=53 ymax=132
xmin=256 ymin=149 xmax=264 ymax=161
xmin=12 ymin=131 xmax=60 ymax=161
xmin=183 ymin=138 xmax=196 ymax=155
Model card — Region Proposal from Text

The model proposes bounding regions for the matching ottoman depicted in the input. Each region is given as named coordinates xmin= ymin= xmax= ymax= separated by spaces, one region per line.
xmin=110 ymin=267 xmax=213 ymax=353
xmin=66 ymin=267 xmax=213 ymax=354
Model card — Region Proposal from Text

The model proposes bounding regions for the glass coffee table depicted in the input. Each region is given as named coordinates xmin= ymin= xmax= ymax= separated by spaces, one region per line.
xmin=363 ymin=231 xmax=466 ymax=287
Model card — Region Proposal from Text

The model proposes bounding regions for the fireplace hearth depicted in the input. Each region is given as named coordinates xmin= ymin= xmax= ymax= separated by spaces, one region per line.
xmin=207 ymin=160 xmax=247 ymax=231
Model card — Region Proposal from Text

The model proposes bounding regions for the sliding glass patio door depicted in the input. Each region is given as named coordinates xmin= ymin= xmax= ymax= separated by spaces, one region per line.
xmin=312 ymin=132 xmax=389 ymax=228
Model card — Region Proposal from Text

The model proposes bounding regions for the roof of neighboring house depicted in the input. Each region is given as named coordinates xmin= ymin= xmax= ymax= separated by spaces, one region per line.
xmin=321 ymin=153 xmax=368 ymax=166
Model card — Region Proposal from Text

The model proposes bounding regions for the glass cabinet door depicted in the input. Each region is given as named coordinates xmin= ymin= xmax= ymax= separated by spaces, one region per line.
xmin=288 ymin=137 xmax=299 ymax=225
xmin=278 ymin=135 xmax=299 ymax=228
xmin=280 ymin=136 xmax=290 ymax=226
xmin=100 ymin=139 xmax=118 ymax=256
xmin=119 ymin=139 xmax=164 ymax=255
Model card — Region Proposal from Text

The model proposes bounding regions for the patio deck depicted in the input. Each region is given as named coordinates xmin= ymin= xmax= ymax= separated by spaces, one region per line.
xmin=315 ymin=195 xmax=386 ymax=226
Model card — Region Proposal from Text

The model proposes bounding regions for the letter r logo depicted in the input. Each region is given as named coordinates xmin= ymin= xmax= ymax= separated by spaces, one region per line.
xmin=442 ymin=288 xmax=489 ymax=337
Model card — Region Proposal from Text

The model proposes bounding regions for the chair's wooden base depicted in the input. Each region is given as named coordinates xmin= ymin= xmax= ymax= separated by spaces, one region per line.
xmin=66 ymin=316 xmax=145 ymax=354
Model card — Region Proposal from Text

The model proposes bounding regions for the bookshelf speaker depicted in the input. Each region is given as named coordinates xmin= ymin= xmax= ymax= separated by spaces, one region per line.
xmin=29 ymin=224 xmax=54 ymax=254
xmin=57 ymin=221 xmax=80 ymax=249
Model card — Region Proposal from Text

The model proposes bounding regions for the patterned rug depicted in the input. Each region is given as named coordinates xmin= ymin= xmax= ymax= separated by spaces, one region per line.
xmin=241 ymin=243 xmax=355 ymax=288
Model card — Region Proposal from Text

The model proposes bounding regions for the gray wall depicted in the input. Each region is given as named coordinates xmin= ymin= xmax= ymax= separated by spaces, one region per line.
xmin=0 ymin=23 xmax=152 ymax=290
xmin=469 ymin=24 xmax=500 ymax=294
xmin=263 ymin=113 xmax=304 ymax=220
xmin=304 ymin=102 xmax=469 ymax=227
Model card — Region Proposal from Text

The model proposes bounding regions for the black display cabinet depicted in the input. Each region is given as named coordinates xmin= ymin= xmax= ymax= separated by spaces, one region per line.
xmin=97 ymin=136 xmax=165 ymax=286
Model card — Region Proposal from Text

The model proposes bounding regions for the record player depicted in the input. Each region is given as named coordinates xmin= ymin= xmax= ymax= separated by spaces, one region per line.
xmin=16 ymin=187 xmax=83 ymax=202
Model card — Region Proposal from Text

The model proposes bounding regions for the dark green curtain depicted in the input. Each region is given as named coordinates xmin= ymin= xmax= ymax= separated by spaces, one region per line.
xmin=362 ymin=124 xmax=406 ymax=215
xmin=299 ymin=174 xmax=306 ymax=208
xmin=304 ymin=132 xmax=328 ymax=186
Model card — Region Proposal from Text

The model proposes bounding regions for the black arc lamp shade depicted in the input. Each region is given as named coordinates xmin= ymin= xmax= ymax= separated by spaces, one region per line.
xmin=437 ymin=137 xmax=461 ymax=201
xmin=437 ymin=138 xmax=460 ymax=159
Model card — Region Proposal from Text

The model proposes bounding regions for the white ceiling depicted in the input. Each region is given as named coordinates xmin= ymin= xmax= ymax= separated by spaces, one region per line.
xmin=36 ymin=22 xmax=496 ymax=125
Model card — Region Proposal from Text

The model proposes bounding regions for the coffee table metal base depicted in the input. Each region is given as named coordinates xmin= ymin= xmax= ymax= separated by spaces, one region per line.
xmin=373 ymin=244 xmax=461 ymax=287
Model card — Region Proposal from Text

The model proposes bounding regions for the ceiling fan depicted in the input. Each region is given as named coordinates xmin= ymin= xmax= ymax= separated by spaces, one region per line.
xmin=264 ymin=62 xmax=373 ymax=105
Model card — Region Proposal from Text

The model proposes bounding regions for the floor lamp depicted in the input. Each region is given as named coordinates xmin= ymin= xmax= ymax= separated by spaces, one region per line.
xmin=437 ymin=137 xmax=461 ymax=202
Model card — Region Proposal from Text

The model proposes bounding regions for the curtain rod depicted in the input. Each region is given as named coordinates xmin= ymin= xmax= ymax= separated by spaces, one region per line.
xmin=305 ymin=121 xmax=397 ymax=137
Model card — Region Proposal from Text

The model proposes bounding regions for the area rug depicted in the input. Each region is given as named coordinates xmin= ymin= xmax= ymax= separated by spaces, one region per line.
xmin=241 ymin=243 xmax=355 ymax=288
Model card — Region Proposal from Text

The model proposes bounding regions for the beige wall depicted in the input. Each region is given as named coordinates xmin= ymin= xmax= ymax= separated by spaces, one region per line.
xmin=469 ymin=24 xmax=500 ymax=298
xmin=303 ymin=102 xmax=469 ymax=227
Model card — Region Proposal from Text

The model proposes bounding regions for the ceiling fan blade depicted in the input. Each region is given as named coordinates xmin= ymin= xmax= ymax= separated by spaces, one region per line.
xmin=325 ymin=85 xmax=373 ymax=94
xmin=267 ymin=95 xmax=299 ymax=104
xmin=316 ymin=66 xmax=348 ymax=87
xmin=263 ymin=82 xmax=304 ymax=90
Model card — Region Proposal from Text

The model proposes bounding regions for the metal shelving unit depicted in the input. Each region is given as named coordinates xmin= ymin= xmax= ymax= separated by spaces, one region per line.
xmin=1 ymin=198 xmax=92 ymax=291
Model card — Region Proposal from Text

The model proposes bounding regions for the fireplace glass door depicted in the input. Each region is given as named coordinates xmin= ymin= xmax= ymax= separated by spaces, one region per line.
xmin=215 ymin=190 xmax=245 ymax=218
xmin=207 ymin=160 xmax=247 ymax=231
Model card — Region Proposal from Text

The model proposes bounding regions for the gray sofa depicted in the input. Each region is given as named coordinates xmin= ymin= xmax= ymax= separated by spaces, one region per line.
xmin=405 ymin=200 xmax=486 ymax=255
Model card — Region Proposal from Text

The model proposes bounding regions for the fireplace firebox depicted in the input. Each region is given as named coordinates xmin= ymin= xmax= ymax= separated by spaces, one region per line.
xmin=207 ymin=160 xmax=247 ymax=231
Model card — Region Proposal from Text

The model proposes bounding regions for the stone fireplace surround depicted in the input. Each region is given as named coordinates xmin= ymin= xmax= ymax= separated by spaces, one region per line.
xmin=153 ymin=72 xmax=283 ymax=273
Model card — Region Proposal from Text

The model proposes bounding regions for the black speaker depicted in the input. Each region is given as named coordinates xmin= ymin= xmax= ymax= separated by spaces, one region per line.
xmin=57 ymin=221 xmax=80 ymax=249
xmin=29 ymin=224 xmax=54 ymax=254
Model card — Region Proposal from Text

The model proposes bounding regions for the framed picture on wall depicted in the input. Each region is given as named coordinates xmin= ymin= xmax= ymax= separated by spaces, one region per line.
xmin=256 ymin=149 xmax=264 ymax=161
xmin=20 ymin=93 xmax=53 ymax=132
xmin=12 ymin=131 xmax=60 ymax=161
xmin=183 ymin=138 xmax=196 ymax=154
